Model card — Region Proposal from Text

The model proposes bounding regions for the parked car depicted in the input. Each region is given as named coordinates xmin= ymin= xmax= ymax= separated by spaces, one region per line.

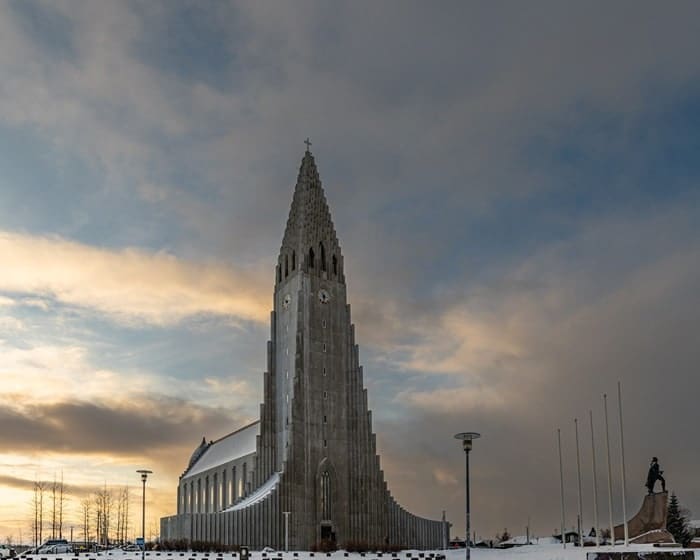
xmin=0 ymin=547 xmax=17 ymax=559
xmin=36 ymin=544 xmax=72 ymax=555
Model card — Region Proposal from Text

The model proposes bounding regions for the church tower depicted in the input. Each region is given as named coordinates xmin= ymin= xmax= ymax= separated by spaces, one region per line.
xmin=257 ymin=146 xmax=370 ymax=545
xmin=271 ymin=145 xmax=345 ymax=473
xmin=161 ymin=146 xmax=446 ymax=550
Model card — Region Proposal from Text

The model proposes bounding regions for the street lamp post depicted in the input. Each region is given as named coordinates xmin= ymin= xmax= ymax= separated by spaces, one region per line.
xmin=136 ymin=470 xmax=153 ymax=560
xmin=283 ymin=511 xmax=291 ymax=552
xmin=454 ymin=432 xmax=480 ymax=560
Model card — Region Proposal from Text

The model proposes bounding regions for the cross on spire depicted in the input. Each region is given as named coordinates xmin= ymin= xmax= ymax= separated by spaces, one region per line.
xmin=304 ymin=137 xmax=312 ymax=152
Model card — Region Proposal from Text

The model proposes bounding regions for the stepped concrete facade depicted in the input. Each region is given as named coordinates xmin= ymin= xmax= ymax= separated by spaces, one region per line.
xmin=160 ymin=149 xmax=447 ymax=550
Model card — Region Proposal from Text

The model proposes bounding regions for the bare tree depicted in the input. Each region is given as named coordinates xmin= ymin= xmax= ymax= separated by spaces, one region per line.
xmin=51 ymin=475 xmax=57 ymax=540
xmin=80 ymin=496 xmax=91 ymax=546
xmin=47 ymin=473 xmax=68 ymax=540
xmin=58 ymin=472 xmax=65 ymax=539
xmin=114 ymin=486 xmax=131 ymax=545
xmin=32 ymin=480 xmax=46 ymax=547
xmin=93 ymin=485 xmax=113 ymax=547
xmin=122 ymin=487 xmax=130 ymax=545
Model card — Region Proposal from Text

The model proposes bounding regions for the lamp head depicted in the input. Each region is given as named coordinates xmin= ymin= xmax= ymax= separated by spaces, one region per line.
xmin=454 ymin=432 xmax=481 ymax=451
xmin=136 ymin=469 xmax=153 ymax=482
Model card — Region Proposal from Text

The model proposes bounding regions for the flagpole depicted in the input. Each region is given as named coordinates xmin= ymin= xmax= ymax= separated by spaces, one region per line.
xmin=589 ymin=410 xmax=600 ymax=546
xmin=558 ymin=428 xmax=566 ymax=549
xmin=604 ymin=394 xmax=615 ymax=546
xmin=617 ymin=381 xmax=629 ymax=546
xmin=575 ymin=418 xmax=584 ymax=547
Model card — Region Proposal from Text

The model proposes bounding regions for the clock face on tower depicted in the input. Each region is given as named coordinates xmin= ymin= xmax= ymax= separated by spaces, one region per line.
xmin=318 ymin=289 xmax=330 ymax=304
xmin=283 ymin=294 xmax=291 ymax=309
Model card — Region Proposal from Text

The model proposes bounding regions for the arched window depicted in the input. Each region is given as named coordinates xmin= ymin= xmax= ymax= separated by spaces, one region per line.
xmin=308 ymin=247 xmax=315 ymax=268
xmin=285 ymin=255 xmax=289 ymax=278
xmin=292 ymin=251 xmax=296 ymax=270
xmin=332 ymin=254 xmax=337 ymax=276
xmin=320 ymin=242 xmax=326 ymax=272
xmin=321 ymin=471 xmax=331 ymax=520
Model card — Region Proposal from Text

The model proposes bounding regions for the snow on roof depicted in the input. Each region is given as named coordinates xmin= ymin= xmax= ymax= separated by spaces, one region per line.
xmin=500 ymin=536 xmax=558 ymax=546
xmin=224 ymin=472 xmax=280 ymax=512
xmin=501 ymin=536 xmax=531 ymax=545
xmin=688 ymin=519 xmax=700 ymax=529
xmin=182 ymin=421 xmax=259 ymax=479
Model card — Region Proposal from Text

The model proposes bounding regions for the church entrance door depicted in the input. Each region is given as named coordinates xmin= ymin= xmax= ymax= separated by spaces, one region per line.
xmin=320 ymin=522 xmax=335 ymax=543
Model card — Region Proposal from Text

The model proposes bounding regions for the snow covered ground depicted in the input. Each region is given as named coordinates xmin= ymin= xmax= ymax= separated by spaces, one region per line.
xmin=17 ymin=545 xmax=699 ymax=560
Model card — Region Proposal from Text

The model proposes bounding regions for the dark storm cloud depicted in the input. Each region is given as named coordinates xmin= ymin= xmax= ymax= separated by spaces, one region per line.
xmin=0 ymin=397 xmax=240 ymax=456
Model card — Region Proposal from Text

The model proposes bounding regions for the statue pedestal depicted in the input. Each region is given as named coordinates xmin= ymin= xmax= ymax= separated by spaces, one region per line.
xmin=614 ymin=491 xmax=671 ymax=543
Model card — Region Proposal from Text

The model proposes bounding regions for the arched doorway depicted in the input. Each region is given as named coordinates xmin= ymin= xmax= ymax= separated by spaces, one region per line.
xmin=318 ymin=460 xmax=336 ymax=543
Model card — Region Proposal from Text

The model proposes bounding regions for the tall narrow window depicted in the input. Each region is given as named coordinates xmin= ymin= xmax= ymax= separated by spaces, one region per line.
xmin=321 ymin=471 xmax=331 ymax=520
xmin=285 ymin=255 xmax=289 ymax=278
xmin=309 ymin=247 xmax=315 ymax=268
xmin=277 ymin=266 xmax=281 ymax=282
xmin=232 ymin=467 xmax=237 ymax=500
xmin=292 ymin=251 xmax=296 ymax=270
xmin=320 ymin=242 xmax=326 ymax=271
xmin=213 ymin=473 xmax=218 ymax=511
xmin=332 ymin=255 xmax=337 ymax=276
xmin=222 ymin=471 xmax=227 ymax=507
xmin=196 ymin=480 xmax=201 ymax=513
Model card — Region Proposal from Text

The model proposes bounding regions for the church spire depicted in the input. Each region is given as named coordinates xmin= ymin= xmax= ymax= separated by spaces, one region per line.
xmin=277 ymin=145 xmax=344 ymax=284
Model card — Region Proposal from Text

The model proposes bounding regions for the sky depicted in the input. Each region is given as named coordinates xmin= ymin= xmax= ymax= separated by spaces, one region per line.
xmin=1 ymin=0 xmax=700 ymax=545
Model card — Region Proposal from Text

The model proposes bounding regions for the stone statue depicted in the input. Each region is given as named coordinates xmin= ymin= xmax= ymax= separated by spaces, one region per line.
xmin=645 ymin=457 xmax=666 ymax=494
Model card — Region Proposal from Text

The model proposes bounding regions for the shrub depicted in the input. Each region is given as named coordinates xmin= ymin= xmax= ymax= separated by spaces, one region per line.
xmin=311 ymin=540 xmax=338 ymax=553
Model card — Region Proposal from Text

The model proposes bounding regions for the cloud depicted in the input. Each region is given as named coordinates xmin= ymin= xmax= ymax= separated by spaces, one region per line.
xmin=0 ymin=473 xmax=36 ymax=492
xmin=0 ymin=397 xmax=240 ymax=457
xmin=0 ymin=230 xmax=270 ymax=325
xmin=366 ymin=196 xmax=700 ymax=537
xmin=0 ymin=473 xmax=102 ymax=498
xmin=0 ymin=0 xmax=699 ymax=541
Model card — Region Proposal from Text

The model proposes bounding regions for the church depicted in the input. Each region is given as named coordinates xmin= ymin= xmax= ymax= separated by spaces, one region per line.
xmin=160 ymin=147 xmax=447 ymax=550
